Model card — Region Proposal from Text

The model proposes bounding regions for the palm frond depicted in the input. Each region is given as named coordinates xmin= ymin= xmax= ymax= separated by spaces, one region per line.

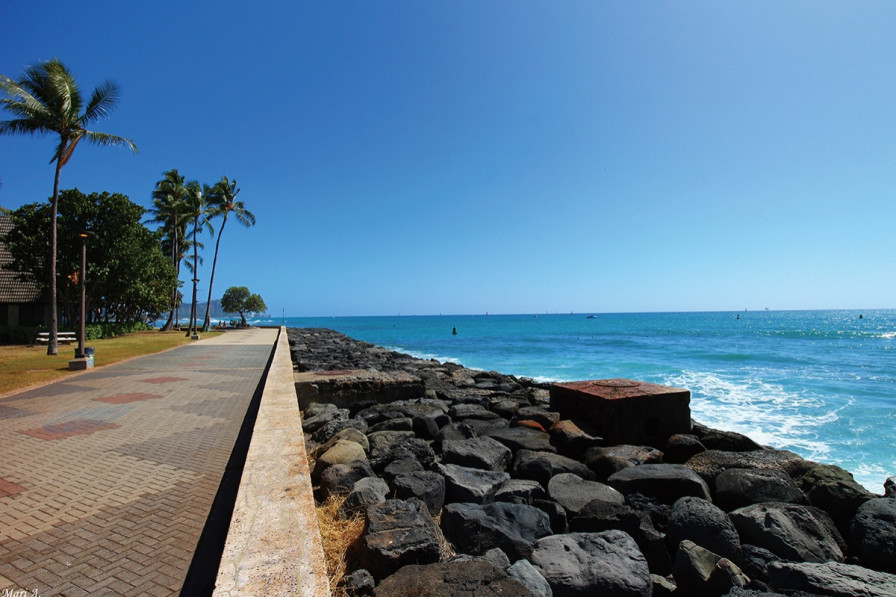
xmin=0 ymin=74 xmax=25 ymax=97
xmin=45 ymin=59 xmax=81 ymax=119
xmin=82 ymin=79 xmax=121 ymax=124
xmin=0 ymin=75 xmax=39 ymax=109
xmin=149 ymin=170 xmax=190 ymax=231
xmin=83 ymin=130 xmax=137 ymax=153
xmin=18 ymin=63 xmax=56 ymax=108
xmin=0 ymin=75 xmax=55 ymax=130
xmin=182 ymin=253 xmax=205 ymax=274
xmin=0 ymin=118 xmax=47 ymax=136
xmin=2 ymin=59 xmax=135 ymax=170
xmin=233 ymin=200 xmax=256 ymax=227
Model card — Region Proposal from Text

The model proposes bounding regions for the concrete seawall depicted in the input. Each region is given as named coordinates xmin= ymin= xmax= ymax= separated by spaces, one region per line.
xmin=214 ymin=327 xmax=330 ymax=596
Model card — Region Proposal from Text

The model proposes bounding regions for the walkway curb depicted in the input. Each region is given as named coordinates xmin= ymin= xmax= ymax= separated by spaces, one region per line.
xmin=214 ymin=327 xmax=331 ymax=596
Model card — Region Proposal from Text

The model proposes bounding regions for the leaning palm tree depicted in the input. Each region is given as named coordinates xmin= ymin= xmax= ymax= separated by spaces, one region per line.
xmin=183 ymin=181 xmax=212 ymax=337
xmin=0 ymin=59 xmax=137 ymax=354
xmin=201 ymin=177 xmax=255 ymax=331
xmin=148 ymin=169 xmax=189 ymax=331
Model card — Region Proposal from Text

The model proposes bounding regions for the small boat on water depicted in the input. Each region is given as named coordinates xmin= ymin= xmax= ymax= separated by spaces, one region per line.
xmin=586 ymin=314 xmax=597 ymax=319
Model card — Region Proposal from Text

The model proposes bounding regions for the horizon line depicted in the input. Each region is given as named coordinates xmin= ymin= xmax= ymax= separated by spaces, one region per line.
xmin=258 ymin=307 xmax=894 ymax=319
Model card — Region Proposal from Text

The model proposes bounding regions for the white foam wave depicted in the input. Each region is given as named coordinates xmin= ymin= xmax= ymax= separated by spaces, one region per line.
xmin=385 ymin=346 xmax=461 ymax=365
xmin=665 ymin=370 xmax=841 ymax=462
xmin=880 ymin=331 xmax=896 ymax=339
xmin=531 ymin=375 xmax=563 ymax=384
xmin=851 ymin=462 xmax=891 ymax=493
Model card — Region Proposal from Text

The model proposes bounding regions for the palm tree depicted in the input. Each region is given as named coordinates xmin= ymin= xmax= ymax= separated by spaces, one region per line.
xmin=183 ymin=181 xmax=212 ymax=337
xmin=148 ymin=169 xmax=189 ymax=331
xmin=0 ymin=59 xmax=137 ymax=354
xmin=201 ymin=177 xmax=255 ymax=331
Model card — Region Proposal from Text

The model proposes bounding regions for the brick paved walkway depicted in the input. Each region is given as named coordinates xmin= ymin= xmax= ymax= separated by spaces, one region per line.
xmin=0 ymin=328 xmax=279 ymax=596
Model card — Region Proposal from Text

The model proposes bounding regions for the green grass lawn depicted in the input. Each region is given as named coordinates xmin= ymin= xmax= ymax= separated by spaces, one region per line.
xmin=0 ymin=330 xmax=223 ymax=395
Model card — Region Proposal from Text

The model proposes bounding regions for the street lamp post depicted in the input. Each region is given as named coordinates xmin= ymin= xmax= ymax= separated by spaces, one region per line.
xmin=189 ymin=276 xmax=200 ymax=340
xmin=69 ymin=231 xmax=92 ymax=370
xmin=77 ymin=231 xmax=88 ymax=358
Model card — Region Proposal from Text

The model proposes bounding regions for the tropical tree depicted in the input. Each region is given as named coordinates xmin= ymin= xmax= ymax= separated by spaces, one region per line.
xmin=148 ymin=169 xmax=189 ymax=331
xmin=220 ymin=286 xmax=266 ymax=327
xmin=0 ymin=59 xmax=137 ymax=354
xmin=201 ymin=177 xmax=255 ymax=331
xmin=4 ymin=190 xmax=176 ymax=324
xmin=183 ymin=181 xmax=212 ymax=337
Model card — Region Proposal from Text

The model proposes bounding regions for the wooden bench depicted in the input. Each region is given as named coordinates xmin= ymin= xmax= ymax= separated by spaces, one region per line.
xmin=36 ymin=332 xmax=77 ymax=345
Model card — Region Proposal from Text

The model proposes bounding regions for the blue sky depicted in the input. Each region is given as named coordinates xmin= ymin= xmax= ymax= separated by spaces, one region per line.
xmin=2 ymin=2 xmax=895 ymax=316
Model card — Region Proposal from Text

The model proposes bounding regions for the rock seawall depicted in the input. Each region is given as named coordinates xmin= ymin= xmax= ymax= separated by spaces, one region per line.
xmin=289 ymin=327 xmax=896 ymax=597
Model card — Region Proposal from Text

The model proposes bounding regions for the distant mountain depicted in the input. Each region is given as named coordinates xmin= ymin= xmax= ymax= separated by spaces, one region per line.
xmin=160 ymin=299 xmax=235 ymax=320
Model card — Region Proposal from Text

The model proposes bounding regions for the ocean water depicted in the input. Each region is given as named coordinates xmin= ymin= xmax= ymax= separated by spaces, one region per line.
xmin=252 ymin=310 xmax=895 ymax=492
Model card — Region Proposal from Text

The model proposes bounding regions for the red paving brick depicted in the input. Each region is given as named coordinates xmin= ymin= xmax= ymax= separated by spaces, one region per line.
xmin=0 ymin=328 xmax=278 ymax=596
xmin=94 ymin=393 xmax=163 ymax=404
xmin=0 ymin=478 xmax=26 ymax=497
xmin=18 ymin=420 xmax=121 ymax=440
xmin=138 ymin=376 xmax=189 ymax=384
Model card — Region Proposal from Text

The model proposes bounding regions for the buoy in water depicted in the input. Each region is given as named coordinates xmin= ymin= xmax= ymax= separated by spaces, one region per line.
xmin=452 ymin=326 xmax=458 ymax=335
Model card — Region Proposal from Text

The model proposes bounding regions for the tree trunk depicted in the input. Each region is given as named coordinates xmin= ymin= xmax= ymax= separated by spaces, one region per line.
xmin=161 ymin=217 xmax=179 ymax=331
xmin=201 ymin=215 xmax=226 ymax=332
xmin=47 ymin=160 xmax=62 ymax=355
xmin=162 ymin=266 xmax=178 ymax=330
xmin=161 ymin=309 xmax=174 ymax=331
xmin=187 ymin=221 xmax=199 ymax=337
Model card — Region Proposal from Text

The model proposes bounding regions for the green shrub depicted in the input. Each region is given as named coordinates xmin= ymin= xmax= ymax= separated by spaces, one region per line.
xmin=85 ymin=321 xmax=153 ymax=340
xmin=0 ymin=325 xmax=37 ymax=345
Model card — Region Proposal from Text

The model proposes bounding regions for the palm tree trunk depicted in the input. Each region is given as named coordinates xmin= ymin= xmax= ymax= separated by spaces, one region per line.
xmin=201 ymin=216 xmax=227 ymax=332
xmin=47 ymin=160 xmax=62 ymax=356
xmin=161 ymin=219 xmax=179 ymax=331
xmin=187 ymin=222 xmax=199 ymax=337
xmin=161 ymin=309 xmax=174 ymax=331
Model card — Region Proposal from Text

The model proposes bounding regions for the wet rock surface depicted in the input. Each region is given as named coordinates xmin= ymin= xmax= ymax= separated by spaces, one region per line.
xmin=290 ymin=327 xmax=894 ymax=595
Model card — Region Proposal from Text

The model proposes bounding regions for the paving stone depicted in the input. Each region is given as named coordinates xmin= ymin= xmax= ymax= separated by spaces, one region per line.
xmin=0 ymin=328 xmax=278 ymax=595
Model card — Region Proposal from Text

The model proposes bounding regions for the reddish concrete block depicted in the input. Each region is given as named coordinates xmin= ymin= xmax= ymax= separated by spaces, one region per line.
xmin=294 ymin=369 xmax=425 ymax=410
xmin=550 ymin=379 xmax=690 ymax=447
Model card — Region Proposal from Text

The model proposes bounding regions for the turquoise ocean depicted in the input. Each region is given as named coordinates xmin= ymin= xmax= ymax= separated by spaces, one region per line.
xmin=249 ymin=309 xmax=894 ymax=492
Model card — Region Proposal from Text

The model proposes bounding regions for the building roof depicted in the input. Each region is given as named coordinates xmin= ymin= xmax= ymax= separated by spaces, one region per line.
xmin=0 ymin=215 xmax=45 ymax=304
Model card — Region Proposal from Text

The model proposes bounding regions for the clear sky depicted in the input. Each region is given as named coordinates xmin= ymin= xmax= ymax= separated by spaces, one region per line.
xmin=2 ymin=2 xmax=895 ymax=316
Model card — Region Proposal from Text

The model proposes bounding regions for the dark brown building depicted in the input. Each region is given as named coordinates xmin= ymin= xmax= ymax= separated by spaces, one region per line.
xmin=0 ymin=214 xmax=49 ymax=327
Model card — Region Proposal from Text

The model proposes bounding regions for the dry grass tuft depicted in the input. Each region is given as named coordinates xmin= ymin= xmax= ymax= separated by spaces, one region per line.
xmin=316 ymin=494 xmax=366 ymax=596
xmin=432 ymin=510 xmax=456 ymax=560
